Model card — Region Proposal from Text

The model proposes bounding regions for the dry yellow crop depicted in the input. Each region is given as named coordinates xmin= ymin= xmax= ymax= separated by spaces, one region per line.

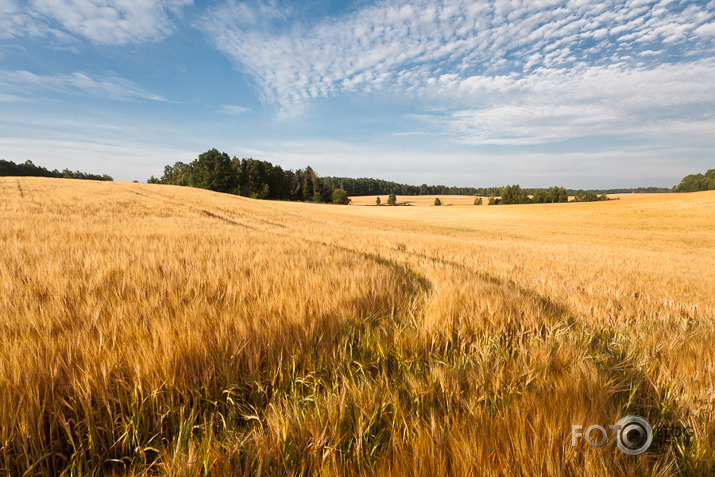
xmin=1 ymin=177 xmax=714 ymax=476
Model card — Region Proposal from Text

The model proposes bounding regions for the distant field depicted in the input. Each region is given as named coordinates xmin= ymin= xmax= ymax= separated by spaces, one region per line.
xmin=350 ymin=192 xmax=673 ymax=207
xmin=2 ymin=177 xmax=714 ymax=476
xmin=350 ymin=194 xmax=487 ymax=206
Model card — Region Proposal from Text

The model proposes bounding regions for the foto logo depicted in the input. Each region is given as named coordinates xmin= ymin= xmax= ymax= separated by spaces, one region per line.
xmin=572 ymin=415 xmax=653 ymax=456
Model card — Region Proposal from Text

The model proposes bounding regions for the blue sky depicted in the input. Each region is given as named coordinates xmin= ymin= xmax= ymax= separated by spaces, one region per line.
xmin=1 ymin=0 xmax=713 ymax=187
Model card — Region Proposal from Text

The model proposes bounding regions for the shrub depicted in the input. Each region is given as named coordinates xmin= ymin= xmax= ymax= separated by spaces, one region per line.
xmin=331 ymin=188 xmax=350 ymax=205
xmin=434 ymin=197 xmax=442 ymax=206
xmin=387 ymin=192 xmax=397 ymax=206
xmin=573 ymin=190 xmax=608 ymax=202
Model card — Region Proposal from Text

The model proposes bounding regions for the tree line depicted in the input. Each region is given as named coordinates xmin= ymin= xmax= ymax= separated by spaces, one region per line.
xmin=566 ymin=187 xmax=669 ymax=194
xmin=672 ymin=169 xmax=715 ymax=192
xmin=148 ymin=150 xmax=579 ymax=206
xmin=476 ymin=185 xmax=571 ymax=205
xmin=150 ymin=149 xmax=715 ymax=205
xmin=488 ymin=185 xmax=608 ymax=204
xmin=499 ymin=185 xmax=570 ymax=204
xmin=323 ymin=176 xmax=507 ymax=197
xmin=148 ymin=149 xmax=350 ymax=204
xmin=0 ymin=159 xmax=113 ymax=181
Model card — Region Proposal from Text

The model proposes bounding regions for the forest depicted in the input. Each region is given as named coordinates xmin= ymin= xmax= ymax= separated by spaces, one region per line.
xmin=0 ymin=159 xmax=113 ymax=181
xmin=148 ymin=149 xmax=348 ymax=203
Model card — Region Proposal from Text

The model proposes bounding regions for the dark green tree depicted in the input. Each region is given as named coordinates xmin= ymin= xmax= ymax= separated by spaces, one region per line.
xmin=159 ymin=162 xmax=191 ymax=186
xmin=434 ymin=197 xmax=442 ymax=206
xmin=532 ymin=189 xmax=547 ymax=203
xmin=303 ymin=166 xmax=316 ymax=201
xmin=387 ymin=192 xmax=397 ymax=206
xmin=672 ymin=169 xmax=715 ymax=192
xmin=547 ymin=186 xmax=568 ymax=203
xmin=190 ymin=149 xmax=236 ymax=193
xmin=501 ymin=184 xmax=529 ymax=204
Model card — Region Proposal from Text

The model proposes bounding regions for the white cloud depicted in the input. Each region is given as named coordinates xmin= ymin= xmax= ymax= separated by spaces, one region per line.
xmin=0 ymin=0 xmax=30 ymax=39
xmin=1 ymin=0 xmax=192 ymax=44
xmin=426 ymin=59 xmax=715 ymax=144
xmin=199 ymin=0 xmax=715 ymax=145
xmin=0 ymin=92 xmax=27 ymax=102
xmin=219 ymin=104 xmax=251 ymax=115
xmin=0 ymin=70 xmax=168 ymax=101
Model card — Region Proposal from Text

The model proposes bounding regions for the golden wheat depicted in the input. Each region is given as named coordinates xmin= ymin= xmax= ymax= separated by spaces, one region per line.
xmin=1 ymin=177 xmax=713 ymax=476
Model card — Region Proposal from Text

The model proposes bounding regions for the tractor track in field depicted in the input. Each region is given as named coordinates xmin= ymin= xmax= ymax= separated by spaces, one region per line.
xmin=120 ymin=184 xmax=655 ymax=357
xmin=124 ymin=184 xmax=577 ymax=332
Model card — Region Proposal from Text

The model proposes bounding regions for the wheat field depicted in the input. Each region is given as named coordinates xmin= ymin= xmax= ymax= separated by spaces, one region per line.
xmin=1 ymin=177 xmax=714 ymax=476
